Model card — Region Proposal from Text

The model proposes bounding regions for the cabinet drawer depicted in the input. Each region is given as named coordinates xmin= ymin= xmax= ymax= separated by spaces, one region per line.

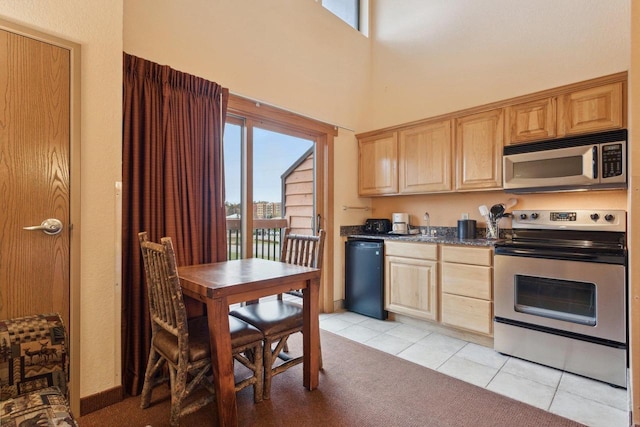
xmin=441 ymin=294 xmax=493 ymax=336
xmin=441 ymin=263 xmax=492 ymax=300
xmin=385 ymin=241 xmax=437 ymax=260
xmin=441 ymin=245 xmax=492 ymax=266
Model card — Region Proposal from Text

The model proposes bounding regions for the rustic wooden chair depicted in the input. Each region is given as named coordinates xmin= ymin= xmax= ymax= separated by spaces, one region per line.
xmin=138 ymin=232 xmax=264 ymax=426
xmin=229 ymin=228 xmax=325 ymax=399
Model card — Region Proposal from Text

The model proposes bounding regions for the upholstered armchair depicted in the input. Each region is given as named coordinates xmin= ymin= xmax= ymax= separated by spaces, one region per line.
xmin=0 ymin=313 xmax=77 ymax=426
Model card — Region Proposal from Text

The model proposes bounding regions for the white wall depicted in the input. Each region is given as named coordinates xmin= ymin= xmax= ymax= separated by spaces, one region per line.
xmin=124 ymin=0 xmax=371 ymax=131
xmin=365 ymin=0 xmax=630 ymax=130
xmin=0 ymin=0 xmax=124 ymax=398
xmin=628 ymin=2 xmax=639 ymax=421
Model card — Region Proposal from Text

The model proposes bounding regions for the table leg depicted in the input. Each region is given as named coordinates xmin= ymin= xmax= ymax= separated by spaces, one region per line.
xmin=303 ymin=277 xmax=320 ymax=390
xmin=206 ymin=297 xmax=238 ymax=426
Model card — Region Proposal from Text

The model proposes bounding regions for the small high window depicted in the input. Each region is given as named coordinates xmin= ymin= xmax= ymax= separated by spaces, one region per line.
xmin=322 ymin=0 xmax=359 ymax=30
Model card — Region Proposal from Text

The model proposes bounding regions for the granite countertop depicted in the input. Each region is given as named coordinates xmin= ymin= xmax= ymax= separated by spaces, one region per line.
xmin=347 ymin=233 xmax=501 ymax=247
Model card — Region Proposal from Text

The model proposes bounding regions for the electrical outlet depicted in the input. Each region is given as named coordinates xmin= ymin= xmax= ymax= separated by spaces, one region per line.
xmin=461 ymin=213 xmax=469 ymax=220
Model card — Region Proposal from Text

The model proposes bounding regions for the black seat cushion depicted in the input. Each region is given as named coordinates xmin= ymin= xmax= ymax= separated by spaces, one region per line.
xmin=229 ymin=315 xmax=264 ymax=347
xmin=230 ymin=301 xmax=303 ymax=336
xmin=154 ymin=316 xmax=263 ymax=364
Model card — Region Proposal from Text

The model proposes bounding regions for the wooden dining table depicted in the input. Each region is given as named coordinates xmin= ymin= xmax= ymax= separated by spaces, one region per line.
xmin=177 ymin=257 xmax=322 ymax=427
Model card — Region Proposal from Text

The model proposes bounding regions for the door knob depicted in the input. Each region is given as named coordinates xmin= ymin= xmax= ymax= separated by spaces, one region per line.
xmin=23 ymin=218 xmax=63 ymax=235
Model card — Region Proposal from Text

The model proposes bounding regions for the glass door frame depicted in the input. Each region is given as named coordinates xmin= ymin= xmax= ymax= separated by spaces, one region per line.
xmin=226 ymin=94 xmax=336 ymax=312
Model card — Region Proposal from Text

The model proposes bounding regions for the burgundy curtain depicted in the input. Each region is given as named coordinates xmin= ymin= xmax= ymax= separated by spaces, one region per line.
xmin=121 ymin=53 xmax=229 ymax=395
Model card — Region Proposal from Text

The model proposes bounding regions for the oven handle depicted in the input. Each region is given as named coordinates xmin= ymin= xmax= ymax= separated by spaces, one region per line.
xmin=494 ymin=247 xmax=626 ymax=264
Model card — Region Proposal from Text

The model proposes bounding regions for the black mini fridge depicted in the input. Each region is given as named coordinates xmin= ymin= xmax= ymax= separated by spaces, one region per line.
xmin=344 ymin=238 xmax=387 ymax=320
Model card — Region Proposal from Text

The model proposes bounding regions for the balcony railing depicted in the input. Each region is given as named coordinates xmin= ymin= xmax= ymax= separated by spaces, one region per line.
xmin=226 ymin=218 xmax=289 ymax=260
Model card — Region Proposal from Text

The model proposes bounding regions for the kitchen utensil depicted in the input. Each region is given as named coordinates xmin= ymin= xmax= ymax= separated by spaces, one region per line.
xmin=505 ymin=198 xmax=518 ymax=210
xmin=490 ymin=203 xmax=505 ymax=219
xmin=480 ymin=204 xmax=499 ymax=239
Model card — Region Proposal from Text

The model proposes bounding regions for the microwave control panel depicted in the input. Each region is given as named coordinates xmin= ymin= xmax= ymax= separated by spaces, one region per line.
xmin=601 ymin=143 xmax=623 ymax=178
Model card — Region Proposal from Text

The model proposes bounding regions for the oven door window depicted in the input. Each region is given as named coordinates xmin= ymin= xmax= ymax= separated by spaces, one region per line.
xmin=514 ymin=275 xmax=596 ymax=326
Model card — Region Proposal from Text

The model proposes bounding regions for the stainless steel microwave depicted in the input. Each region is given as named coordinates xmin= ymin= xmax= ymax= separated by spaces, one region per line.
xmin=503 ymin=129 xmax=627 ymax=193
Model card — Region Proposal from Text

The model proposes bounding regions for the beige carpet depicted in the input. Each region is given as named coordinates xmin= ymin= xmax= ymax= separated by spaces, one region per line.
xmin=78 ymin=330 xmax=583 ymax=426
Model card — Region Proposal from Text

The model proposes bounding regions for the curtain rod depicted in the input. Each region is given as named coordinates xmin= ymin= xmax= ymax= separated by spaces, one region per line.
xmin=229 ymin=90 xmax=355 ymax=132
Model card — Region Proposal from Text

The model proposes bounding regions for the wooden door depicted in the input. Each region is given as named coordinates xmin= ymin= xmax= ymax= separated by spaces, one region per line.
xmin=0 ymin=29 xmax=71 ymax=327
xmin=399 ymin=119 xmax=452 ymax=193
xmin=455 ymin=109 xmax=504 ymax=191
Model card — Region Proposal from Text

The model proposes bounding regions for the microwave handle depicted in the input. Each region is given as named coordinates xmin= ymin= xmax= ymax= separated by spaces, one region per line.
xmin=592 ymin=146 xmax=598 ymax=179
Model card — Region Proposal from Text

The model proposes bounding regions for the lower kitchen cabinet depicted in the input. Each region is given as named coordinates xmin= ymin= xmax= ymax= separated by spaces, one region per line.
xmin=440 ymin=245 xmax=494 ymax=336
xmin=385 ymin=241 xmax=438 ymax=321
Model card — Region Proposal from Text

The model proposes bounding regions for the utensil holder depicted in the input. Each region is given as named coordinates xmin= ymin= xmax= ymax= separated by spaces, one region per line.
xmin=486 ymin=219 xmax=499 ymax=239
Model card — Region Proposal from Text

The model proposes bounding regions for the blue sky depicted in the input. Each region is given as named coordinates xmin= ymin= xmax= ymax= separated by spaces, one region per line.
xmin=224 ymin=124 xmax=313 ymax=204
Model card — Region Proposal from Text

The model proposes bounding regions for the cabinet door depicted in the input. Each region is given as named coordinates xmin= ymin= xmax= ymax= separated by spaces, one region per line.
xmin=399 ymin=120 xmax=452 ymax=193
xmin=358 ymin=132 xmax=398 ymax=196
xmin=558 ymin=82 xmax=624 ymax=136
xmin=385 ymin=256 xmax=438 ymax=321
xmin=455 ymin=109 xmax=504 ymax=190
xmin=506 ymin=98 xmax=556 ymax=144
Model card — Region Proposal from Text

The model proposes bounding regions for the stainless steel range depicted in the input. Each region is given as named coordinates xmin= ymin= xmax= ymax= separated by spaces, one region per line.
xmin=493 ymin=209 xmax=627 ymax=387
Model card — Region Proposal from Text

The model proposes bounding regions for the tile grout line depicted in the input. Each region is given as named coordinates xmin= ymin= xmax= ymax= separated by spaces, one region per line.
xmin=483 ymin=355 xmax=510 ymax=391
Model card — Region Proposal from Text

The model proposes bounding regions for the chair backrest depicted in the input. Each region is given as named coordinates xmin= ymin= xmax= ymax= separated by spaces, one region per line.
xmin=138 ymin=232 xmax=188 ymax=344
xmin=280 ymin=228 xmax=325 ymax=270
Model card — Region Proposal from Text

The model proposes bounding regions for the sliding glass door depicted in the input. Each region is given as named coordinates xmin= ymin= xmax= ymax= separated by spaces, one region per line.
xmin=224 ymin=94 xmax=334 ymax=312
xmin=224 ymin=118 xmax=315 ymax=260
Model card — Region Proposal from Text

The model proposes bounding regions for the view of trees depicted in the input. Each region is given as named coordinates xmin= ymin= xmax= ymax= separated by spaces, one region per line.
xmin=225 ymin=202 xmax=241 ymax=216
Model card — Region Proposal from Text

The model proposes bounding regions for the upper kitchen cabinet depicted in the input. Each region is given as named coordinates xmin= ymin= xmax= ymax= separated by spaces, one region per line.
xmin=506 ymin=97 xmax=557 ymax=145
xmin=398 ymin=119 xmax=453 ymax=194
xmin=355 ymin=72 xmax=626 ymax=196
xmin=358 ymin=131 xmax=398 ymax=196
xmin=455 ymin=109 xmax=504 ymax=191
xmin=558 ymin=82 xmax=624 ymax=136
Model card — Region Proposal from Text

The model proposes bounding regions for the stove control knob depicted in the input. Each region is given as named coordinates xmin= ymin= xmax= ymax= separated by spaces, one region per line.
xmin=605 ymin=214 xmax=615 ymax=222
xmin=531 ymin=212 xmax=539 ymax=220
xmin=519 ymin=213 xmax=527 ymax=220
xmin=590 ymin=213 xmax=600 ymax=221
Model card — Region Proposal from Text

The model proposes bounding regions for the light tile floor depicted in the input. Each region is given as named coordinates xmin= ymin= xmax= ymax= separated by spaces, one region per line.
xmin=320 ymin=310 xmax=629 ymax=427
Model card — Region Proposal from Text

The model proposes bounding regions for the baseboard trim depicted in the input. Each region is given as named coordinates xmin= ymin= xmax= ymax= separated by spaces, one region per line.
xmin=80 ymin=385 xmax=124 ymax=416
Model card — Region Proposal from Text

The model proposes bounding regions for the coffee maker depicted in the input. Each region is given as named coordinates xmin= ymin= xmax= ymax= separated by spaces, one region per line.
xmin=391 ymin=212 xmax=409 ymax=234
